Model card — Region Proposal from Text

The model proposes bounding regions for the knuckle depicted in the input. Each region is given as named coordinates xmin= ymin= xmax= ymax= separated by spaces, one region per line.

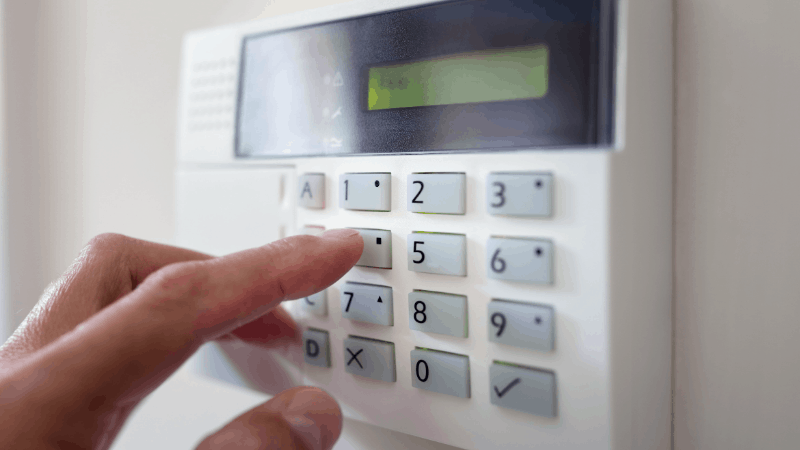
xmin=81 ymin=233 xmax=135 ymax=268
xmin=85 ymin=232 xmax=131 ymax=254
xmin=143 ymin=261 xmax=211 ymax=313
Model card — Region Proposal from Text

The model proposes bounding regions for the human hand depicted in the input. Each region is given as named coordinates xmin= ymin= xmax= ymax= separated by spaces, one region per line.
xmin=0 ymin=229 xmax=363 ymax=450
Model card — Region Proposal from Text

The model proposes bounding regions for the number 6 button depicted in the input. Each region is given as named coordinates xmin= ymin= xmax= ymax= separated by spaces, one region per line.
xmin=487 ymin=237 xmax=553 ymax=284
xmin=408 ymin=232 xmax=467 ymax=276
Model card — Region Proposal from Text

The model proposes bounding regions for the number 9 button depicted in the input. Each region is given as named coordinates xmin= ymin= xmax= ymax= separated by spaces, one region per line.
xmin=487 ymin=236 xmax=553 ymax=284
xmin=488 ymin=299 xmax=554 ymax=352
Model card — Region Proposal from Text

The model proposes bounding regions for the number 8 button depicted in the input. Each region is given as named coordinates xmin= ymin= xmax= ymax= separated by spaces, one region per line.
xmin=487 ymin=236 xmax=554 ymax=284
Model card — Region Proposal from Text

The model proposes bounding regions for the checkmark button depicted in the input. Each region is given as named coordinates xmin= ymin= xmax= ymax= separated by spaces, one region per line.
xmin=490 ymin=362 xmax=557 ymax=418
xmin=493 ymin=378 xmax=521 ymax=398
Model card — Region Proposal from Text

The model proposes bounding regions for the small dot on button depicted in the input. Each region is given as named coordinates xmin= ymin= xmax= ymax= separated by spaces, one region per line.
xmin=375 ymin=180 xmax=380 ymax=187
xmin=535 ymin=180 xmax=543 ymax=189
xmin=376 ymin=237 xmax=382 ymax=245
xmin=535 ymin=247 xmax=543 ymax=256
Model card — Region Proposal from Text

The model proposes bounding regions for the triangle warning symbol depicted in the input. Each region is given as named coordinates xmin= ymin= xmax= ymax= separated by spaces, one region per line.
xmin=377 ymin=296 xmax=383 ymax=303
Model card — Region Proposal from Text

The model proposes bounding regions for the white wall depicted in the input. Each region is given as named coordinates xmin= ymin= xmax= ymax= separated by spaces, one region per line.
xmin=2 ymin=0 xmax=347 ymax=332
xmin=4 ymin=0 xmax=800 ymax=448
xmin=673 ymin=0 xmax=800 ymax=448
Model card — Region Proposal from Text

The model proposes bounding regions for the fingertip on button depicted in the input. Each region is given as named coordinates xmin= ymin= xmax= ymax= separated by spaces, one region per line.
xmin=321 ymin=228 xmax=361 ymax=239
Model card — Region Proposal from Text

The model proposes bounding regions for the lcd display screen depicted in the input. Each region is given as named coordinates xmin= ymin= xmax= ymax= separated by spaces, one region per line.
xmin=368 ymin=45 xmax=549 ymax=110
xmin=236 ymin=0 xmax=614 ymax=158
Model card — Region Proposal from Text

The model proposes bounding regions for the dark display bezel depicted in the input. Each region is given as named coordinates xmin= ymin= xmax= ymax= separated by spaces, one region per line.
xmin=235 ymin=0 xmax=616 ymax=158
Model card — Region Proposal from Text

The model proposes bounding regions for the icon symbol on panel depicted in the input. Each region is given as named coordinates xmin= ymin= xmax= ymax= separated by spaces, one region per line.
xmin=494 ymin=378 xmax=521 ymax=398
xmin=333 ymin=71 xmax=344 ymax=86
xmin=306 ymin=339 xmax=320 ymax=357
xmin=301 ymin=182 xmax=313 ymax=199
xmin=347 ymin=348 xmax=363 ymax=368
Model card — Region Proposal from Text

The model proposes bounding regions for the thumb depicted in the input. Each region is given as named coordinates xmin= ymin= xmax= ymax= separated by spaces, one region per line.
xmin=196 ymin=387 xmax=342 ymax=450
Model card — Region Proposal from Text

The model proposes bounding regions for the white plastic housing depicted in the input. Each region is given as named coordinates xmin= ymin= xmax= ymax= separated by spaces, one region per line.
xmin=175 ymin=1 xmax=673 ymax=449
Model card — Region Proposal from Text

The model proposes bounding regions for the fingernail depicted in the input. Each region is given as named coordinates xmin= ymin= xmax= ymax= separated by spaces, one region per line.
xmin=276 ymin=387 xmax=342 ymax=450
xmin=321 ymin=228 xmax=360 ymax=239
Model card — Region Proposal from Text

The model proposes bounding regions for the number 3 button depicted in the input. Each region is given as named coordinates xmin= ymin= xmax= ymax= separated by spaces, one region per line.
xmin=487 ymin=172 xmax=553 ymax=217
xmin=487 ymin=236 xmax=553 ymax=284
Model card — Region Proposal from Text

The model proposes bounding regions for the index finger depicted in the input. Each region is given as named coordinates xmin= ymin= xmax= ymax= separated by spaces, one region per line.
xmin=0 ymin=229 xmax=362 ymax=445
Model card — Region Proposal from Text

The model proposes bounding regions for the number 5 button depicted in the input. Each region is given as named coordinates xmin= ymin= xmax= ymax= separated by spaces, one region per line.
xmin=407 ymin=173 xmax=466 ymax=214
xmin=408 ymin=232 xmax=467 ymax=276
xmin=487 ymin=237 xmax=553 ymax=284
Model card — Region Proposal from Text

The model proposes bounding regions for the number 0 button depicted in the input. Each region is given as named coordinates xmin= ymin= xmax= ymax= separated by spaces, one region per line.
xmin=487 ymin=237 xmax=553 ymax=284
xmin=408 ymin=232 xmax=467 ymax=276
xmin=411 ymin=348 xmax=470 ymax=398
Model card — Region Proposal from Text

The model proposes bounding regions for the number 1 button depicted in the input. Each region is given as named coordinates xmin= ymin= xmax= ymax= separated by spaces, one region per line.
xmin=340 ymin=173 xmax=391 ymax=211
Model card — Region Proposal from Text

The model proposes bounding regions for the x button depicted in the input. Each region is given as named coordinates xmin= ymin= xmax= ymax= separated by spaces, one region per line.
xmin=346 ymin=348 xmax=364 ymax=368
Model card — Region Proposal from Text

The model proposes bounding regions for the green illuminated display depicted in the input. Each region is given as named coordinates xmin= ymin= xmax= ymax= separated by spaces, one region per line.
xmin=368 ymin=45 xmax=548 ymax=110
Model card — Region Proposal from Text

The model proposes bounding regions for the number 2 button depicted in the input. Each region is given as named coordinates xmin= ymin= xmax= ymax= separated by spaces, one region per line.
xmin=407 ymin=173 xmax=466 ymax=215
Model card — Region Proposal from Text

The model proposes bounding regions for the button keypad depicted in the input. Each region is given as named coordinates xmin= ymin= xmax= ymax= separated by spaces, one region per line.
xmin=488 ymin=300 xmax=554 ymax=352
xmin=411 ymin=349 xmax=471 ymax=398
xmin=408 ymin=291 xmax=468 ymax=338
xmin=487 ymin=172 xmax=553 ymax=217
xmin=486 ymin=237 xmax=553 ymax=284
xmin=302 ymin=290 xmax=327 ymax=317
xmin=303 ymin=329 xmax=331 ymax=368
xmin=407 ymin=173 xmax=466 ymax=214
xmin=340 ymin=282 xmax=393 ymax=326
xmin=343 ymin=336 xmax=396 ymax=382
xmin=407 ymin=232 xmax=467 ymax=276
xmin=339 ymin=173 xmax=391 ymax=211
xmin=300 ymin=170 xmax=559 ymax=416
xmin=298 ymin=173 xmax=325 ymax=209
xmin=489 ymin=362 xmax=556 ymax=418
xmin=352 ymin=228 xmax=392 ymax=269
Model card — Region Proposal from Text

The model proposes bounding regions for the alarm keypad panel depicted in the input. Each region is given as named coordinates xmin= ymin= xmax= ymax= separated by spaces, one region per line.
xmin=297 ymin=170 xmax=559 ymax=420
xmin=179 ymin=0 xmax=675 ymax=448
